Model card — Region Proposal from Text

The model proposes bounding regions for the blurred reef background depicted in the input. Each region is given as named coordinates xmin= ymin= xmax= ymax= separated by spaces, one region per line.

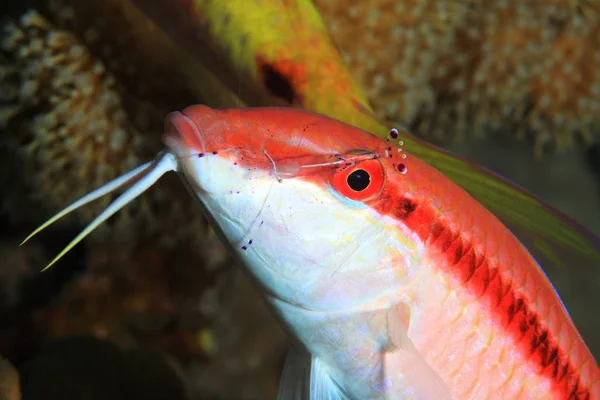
xmin=1 ymin=1 xmax=599 ymax=399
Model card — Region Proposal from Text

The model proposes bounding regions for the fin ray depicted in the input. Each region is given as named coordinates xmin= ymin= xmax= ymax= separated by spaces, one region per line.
xmin=385 ymin=306 xmax=453 ymax=400
xmin=277 ymin=345 xmax=349 ymax=400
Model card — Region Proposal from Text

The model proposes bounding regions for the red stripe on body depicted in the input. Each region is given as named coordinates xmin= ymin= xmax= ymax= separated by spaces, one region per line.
xmin=381 ymin=195 xmax=590 ymax=399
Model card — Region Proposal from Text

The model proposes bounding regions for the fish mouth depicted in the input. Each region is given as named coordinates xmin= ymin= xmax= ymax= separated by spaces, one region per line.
xmin=163 ymin=110 xmax=208 ymax=158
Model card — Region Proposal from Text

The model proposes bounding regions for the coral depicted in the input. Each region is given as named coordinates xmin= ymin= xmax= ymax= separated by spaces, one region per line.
xmin=0 ymin=7 xmax=281 ymax=396
xmin=0 ymin=1 xmax=598 ymax=399
xmin=315 ymin=0 xmax=600 ymax=154
xmin=0 ymin=10 xmax=283 ymax=396
xmin=0 ymin=5 xmax=208 ymax=247
xmin=0 ymin=10 xmax=151 ymax=224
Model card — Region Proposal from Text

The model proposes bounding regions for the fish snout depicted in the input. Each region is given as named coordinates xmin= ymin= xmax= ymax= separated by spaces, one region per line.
xmin=163 ymin=108 xmax=210 ymax=156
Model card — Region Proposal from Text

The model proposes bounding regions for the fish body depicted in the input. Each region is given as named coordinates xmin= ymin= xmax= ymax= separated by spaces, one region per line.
xmin=131 ymin=2 xmax=600 ymax=353
xmin=162 ymin=106 xmax=599 ymax=399
xmin=26 ymin=106 xmax=600 ymax=399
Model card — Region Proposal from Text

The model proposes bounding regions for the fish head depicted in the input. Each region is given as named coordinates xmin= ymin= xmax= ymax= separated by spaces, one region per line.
xmin=164 ymin=105 xmax=421 ymax=312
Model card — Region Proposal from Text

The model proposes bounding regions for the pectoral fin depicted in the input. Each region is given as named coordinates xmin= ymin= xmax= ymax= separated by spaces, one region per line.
xmin=384 ymin=305 xmax=453 ymax=400
xmin=277 ymin=344 xmax=349 ymax=400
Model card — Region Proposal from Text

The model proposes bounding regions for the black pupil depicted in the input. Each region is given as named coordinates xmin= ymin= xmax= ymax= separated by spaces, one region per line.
xmin=347 ymin=169 xmax=370 ymax=191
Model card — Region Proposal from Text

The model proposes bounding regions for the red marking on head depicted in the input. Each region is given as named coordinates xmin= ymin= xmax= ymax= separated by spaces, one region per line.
xmin=164 ymin=106 xmax=389 ymax=162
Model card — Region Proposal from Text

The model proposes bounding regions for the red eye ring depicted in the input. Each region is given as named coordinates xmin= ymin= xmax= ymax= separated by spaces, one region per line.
xmin=331 ymin=158 xmax=385 ymax=202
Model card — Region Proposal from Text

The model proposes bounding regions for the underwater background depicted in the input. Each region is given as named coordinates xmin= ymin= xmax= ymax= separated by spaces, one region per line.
xmin=1 ymin=1 xmax=599 ymax=399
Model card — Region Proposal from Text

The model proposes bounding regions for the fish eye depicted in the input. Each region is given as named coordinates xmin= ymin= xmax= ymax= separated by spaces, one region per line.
xmin=331 ymin=158 xmax=385 ymax=202
xmin=347 ymin=169 xmax=370 ymax=191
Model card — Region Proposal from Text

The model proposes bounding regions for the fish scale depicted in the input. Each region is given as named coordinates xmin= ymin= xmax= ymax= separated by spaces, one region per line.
xmin=325 ymin=110 xmax=600 ymax=397
xmin=376 ymin=170 xmax=595 ymax=397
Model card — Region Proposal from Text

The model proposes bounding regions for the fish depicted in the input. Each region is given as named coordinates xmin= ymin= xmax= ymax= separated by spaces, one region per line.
xmin=131 ymin=2 xmax=600 ymax=336
xmin=24 ymin=106 xmax=600 ymax=399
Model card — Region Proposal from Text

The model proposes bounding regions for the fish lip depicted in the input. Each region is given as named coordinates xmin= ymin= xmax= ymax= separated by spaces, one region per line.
xmin=162 ymin=135 xmax=186 ymax=162
xmin=163 ymin=111 xmax=207 ymax=156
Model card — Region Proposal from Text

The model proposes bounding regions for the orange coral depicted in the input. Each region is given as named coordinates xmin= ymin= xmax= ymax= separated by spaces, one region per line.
xmin=315 ymin=0 xmax=600 ymax=154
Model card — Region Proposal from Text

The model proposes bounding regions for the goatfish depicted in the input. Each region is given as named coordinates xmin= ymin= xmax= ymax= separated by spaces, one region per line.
xmin=23 ymin=106 xmax=600 ymax=399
